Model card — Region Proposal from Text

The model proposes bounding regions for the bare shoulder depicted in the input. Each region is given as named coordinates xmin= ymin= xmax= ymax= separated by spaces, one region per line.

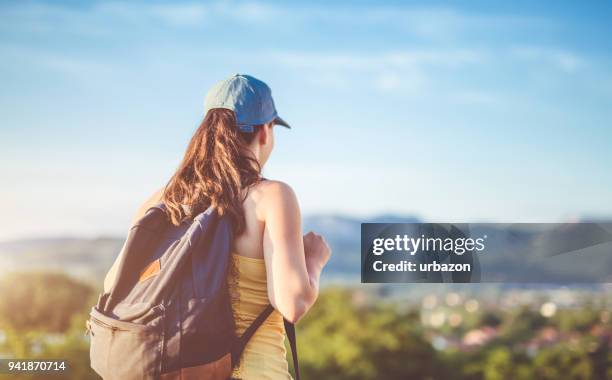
xmin=249 ymin=180 xmax=296 ymax=203
xmin=131 ymin=188 xmax=164 ymax=225
xmin=247 ymin=179 xmax=299 ymax=220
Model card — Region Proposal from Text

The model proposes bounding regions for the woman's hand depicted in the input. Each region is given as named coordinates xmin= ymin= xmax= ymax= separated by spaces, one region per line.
xmin=303 ymin=231 xmax=331 ymax=272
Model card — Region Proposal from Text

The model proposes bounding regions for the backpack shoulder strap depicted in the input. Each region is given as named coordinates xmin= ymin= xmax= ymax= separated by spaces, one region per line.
xmin=283 ymin=318 xmax=300 ymax=380
xmin=231 ymin=305 xmax=301 ymax=380
xmin=231 ymin=304 xmax=274 ymax=365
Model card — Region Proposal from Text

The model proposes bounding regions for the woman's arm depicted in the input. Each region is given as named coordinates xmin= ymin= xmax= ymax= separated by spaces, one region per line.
xmin=260 ymin=181 xmax=331 ymax=323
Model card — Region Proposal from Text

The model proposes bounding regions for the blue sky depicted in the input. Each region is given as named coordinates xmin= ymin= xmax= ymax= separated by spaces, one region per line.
xmin=1 ymin=0 xmax=611 ymax=239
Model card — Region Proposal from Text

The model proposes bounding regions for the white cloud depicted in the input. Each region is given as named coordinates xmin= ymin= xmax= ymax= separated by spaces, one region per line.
xmin=0 ymin=1 xmax=543 ymax=37
xmin=270 ymin=49 xmax=485 ymax=71
xmin=341 ymin=6 xmax=539 ymax=41
xmin=375 ymin=72 xmax=404 ymax=92
xmin=147 ymin=3 xmax=209 ymax=26
xmin=373 ymin=70 xmax=427 ymax=94
xmin=452 ymin=90 xmax=501 ymax=106
xmin=510 ymin=46 xmax=587 ymax=73
xmin=268 ymin=49 xmax=485 ymax=94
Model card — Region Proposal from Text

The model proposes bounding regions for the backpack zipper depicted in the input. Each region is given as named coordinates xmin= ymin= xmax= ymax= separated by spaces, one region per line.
xmin=88 ymin=305 xmax=165 ymax=334
xmin=90 ymin=316 xmax=124 ymax=332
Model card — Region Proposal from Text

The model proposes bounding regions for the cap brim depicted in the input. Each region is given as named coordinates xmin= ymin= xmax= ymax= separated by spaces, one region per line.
xmin=274 ymin=116 xmax=291 ymax=129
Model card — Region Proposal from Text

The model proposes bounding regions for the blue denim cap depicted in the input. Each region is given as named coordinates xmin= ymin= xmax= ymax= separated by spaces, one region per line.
xmin=204 ymin=73 xmax=291 ymax=133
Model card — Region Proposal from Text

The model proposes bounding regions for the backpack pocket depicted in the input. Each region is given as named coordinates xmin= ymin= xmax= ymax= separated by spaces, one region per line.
xmin=88 ymin=306 xmax=164 ymax=380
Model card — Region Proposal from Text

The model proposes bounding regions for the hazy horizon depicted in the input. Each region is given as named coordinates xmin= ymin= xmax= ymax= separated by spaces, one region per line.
xmin=2 ymin=212 xmax=611 ymax=243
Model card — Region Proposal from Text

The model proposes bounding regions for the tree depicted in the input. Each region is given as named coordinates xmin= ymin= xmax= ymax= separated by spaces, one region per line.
xmin=533 ymin=343 xmax=593 ymax=380
xmin=0 ymin=272 xmax=95 ymax=333
xmin=296 ymin=288 xmax=440 ymax=380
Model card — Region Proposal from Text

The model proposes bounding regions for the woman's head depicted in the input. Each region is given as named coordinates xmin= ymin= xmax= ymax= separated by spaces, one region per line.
xmin=162 ymin=108 xmax=274 ymax=233
xmin=163 ymin=74 xmax=289 ymax=233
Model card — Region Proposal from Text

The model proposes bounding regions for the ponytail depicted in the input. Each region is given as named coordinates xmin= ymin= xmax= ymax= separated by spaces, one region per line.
xmin=162 ymin=109 xmax=261 ymax=235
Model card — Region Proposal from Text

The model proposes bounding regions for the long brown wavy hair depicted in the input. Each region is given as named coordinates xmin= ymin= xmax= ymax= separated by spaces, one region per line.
xmin=162 ymin=108 xmax=263 ymax=235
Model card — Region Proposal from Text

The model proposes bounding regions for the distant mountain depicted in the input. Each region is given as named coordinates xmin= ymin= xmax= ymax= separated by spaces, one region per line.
xmin=0 ymin=236 xmax=122 ymax=287
xmin=2 ymin=216 xmax=609 ymax=286
xmin=0 ymin=214 xmax=416 ymax=285
xmin=303 ymin=214 xmax=421 ymax=280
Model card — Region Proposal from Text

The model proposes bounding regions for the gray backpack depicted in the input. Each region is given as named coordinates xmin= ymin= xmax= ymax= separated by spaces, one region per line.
xmin=86 ymin=203 xmax=300 ymax=379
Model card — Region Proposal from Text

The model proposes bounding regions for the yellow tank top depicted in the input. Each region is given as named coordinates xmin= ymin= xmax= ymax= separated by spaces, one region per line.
xmin=228 ymin=254 xmax=292 ymax=380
